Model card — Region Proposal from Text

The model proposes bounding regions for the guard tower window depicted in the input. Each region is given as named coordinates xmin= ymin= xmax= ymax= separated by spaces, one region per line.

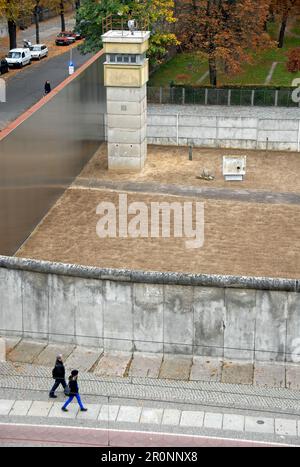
xmin=107 ymin=54 xmax=146 ymax=64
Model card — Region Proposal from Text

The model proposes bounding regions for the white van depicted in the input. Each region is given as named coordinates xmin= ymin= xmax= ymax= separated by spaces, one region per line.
xmin=6 ymin=48 xmax=31 ymax=68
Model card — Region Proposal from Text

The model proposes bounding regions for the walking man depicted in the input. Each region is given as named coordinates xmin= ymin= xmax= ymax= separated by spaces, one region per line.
xmin=49 ymin=354 xmax=67 ymax=398
xmin=62 ymin=370 xmax=87 ymax=412
xmin=44 ymin=80 xmax=51 ymax=95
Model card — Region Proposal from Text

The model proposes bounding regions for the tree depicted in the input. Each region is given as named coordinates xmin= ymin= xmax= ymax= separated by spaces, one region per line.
xmin=271 ymin=0 xmax=300 ymax=48
xmin=177 ymin=0 xmax=271 ymax=86
xmin=76 ymin=0 xmax=179 ymax=64
xmin=0 ymin=0 xmax=35 ymax=49
xmin=287 ymin=47 xmax=300 ymax=72
xmin=51 ymin=0 xmax=74 ymax=32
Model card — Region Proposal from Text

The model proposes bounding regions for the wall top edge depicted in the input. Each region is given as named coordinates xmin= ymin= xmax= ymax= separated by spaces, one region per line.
xmin=0 ymin=255 xmax=299 ymax=292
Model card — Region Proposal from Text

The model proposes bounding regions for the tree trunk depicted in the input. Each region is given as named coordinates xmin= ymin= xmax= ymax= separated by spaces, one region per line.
xmin=209 ymin=57 xmax=217 ymax=86
xmin=75 ymin=0 xmax=81 ymax=9
xmin=8 ymin=20 xmax=17 ymax=50
xmin=34 ymin=7 xmax=40 ymax=44
xmin=60 ymin=1 xmax=66 ymax=32
xmin=278 ymin=13 xmax=288 ymax=48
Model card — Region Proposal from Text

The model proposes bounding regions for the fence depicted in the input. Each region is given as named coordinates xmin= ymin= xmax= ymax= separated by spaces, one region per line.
xmin=147 ymin=87 xmax=300 ymax=108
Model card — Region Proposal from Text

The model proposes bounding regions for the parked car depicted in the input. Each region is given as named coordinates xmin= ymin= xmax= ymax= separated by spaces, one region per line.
xmin=30 ymin=44 xmax=48 ymax=60
xmin=6 ymin=48 xmax=31 ymax=68
xmin=72 ymin=30 xmax=83 ymax=40
xmin=55 ymin=32 xmax=76 ymax=46
xmin=0 ymin=58 xmax=9 ymax=75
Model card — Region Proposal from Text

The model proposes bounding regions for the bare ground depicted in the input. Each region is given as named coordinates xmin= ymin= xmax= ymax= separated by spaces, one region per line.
xmin=16 ymin=144 xmax=300 ymax=279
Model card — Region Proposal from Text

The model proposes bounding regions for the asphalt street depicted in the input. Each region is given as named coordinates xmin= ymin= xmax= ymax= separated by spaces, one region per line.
xmin=0 ymin=47 xmax=93 ymax=130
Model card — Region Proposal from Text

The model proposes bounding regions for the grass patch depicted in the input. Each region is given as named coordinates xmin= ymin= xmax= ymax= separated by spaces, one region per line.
xmin=149 ymin=24 xmax=300 ymax=87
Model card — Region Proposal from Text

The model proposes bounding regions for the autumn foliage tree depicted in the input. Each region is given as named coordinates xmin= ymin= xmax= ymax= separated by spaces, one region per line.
xmin=177 ymin=0 xmax=271 ymax=86
xmin=287 ymin=47 xmax=300 ymax=72
xmin=0 ymin=0 xmax=35 ymax=49
xmin=271 ymin=0 xmax=300 ymax=48
xmin=76 ymin=0 xmax=179 ymax=64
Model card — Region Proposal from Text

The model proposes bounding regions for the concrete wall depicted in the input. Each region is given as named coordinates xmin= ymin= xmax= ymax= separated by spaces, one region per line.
xmin=1 ymin=256 xmax=300 ymax=362
xmin=0 ymin=51 xmax=105 ymax=256
xmin=146 ymin=112 xmax=300 ymax=151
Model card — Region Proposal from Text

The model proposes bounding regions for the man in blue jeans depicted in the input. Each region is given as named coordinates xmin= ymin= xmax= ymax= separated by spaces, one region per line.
xmin=61 ymin=369 xmax=87 ymax=412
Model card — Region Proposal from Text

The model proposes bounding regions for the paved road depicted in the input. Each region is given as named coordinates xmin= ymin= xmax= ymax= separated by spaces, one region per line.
xmin=0 ymin=47 xmax=93 ymax=130
xmin=0 ymin=423 xmax=288 ymax=447
xmin=75 ymin=178 xmax=300 ymax=206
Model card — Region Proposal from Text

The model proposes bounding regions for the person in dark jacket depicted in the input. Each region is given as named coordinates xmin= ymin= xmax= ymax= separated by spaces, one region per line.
xmin=44 ymin=80 xmax=51 ymax=95
xmin=62 ymin=370 xmax=87 ymax=412
xmin=49 ymin=354 xmax=67 ymax=398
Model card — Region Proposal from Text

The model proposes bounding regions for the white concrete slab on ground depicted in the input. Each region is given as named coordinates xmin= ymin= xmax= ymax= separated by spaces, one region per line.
xmin=0 ymin=399 xmax=14 ymax=415
xmin=286 ymin=364 xmax=300 ymax=390
xmin=48 ymin=402 xmax=79 ymax=419
xmin=28 ymin=401 xmax=53 ymax=417
xmin=77 ymin=404 xmax=101 ymax=421
xmin=8 ymin=340 xmax=47 ymax=364
xmin=180 ymin=411 xmax=204 ymax=428
xmin=204 ymin=412 xmax=223 ymax=430
xmin=4 ymin=338 xmax=21 ymax=356
xmin=223 ymin=414 xmax=245 ymax=432
xmin=117 ymin=406 xmax=142 ymax=423
xmin=129 ymin=353 xmax=162 ymax=378
xmin=98 ymin=405 xmax=120 ymax=422
xmin=221 ymin=361 xmax=254 ymax=385
xmin=190 ymin=356 xmax=222 ymax=382
xmin=34 ymin=343 xmax=75 ymax=367
xmin=9 ymin=400 xmax=32 ymax=416
xmin=159 ymin=354 xmax=192 ymax=380
xmin=161 ymin=409 xmax=181 ymax=426
xmin=65 ymin=346 xmax=102 ymax=372
xmin=140 ymin=407 xmax=164 ymax=425
xmin=254 ymin=362 xmax=285 ymax=388
xmin=245 ymin=416 xmax=274 ymax=434
xmin=275 ymin=419 xmax=298 ymax=437
xmin=93 ymin=352 xmax=132 ymax=378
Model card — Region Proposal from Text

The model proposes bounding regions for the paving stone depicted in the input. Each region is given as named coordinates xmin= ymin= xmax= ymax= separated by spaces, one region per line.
xmin=9 ymin=400 xmax=32 ymax=416
xmin=48 ymin=402 xmax=79 ymax=419
xmin=0 ymin=338 xmax=5 ymax=362
xmin=140 ymin=408 xmax=163 ymax=425
xmin=180 ymin=411 xmax=204 ymax=428
xmin=254 ymin=362 xmax=285 ymax=388
xmin=129 ymin=353 xmax=162 ymax=378
xmin=117 ymin=406 xmax=142 ymax=423
xmin=77 ymin=404 xmax=101 ymax=420
xmin=34 ymin=343 xmax=75 ymax=367
xmin=5 ymin=338 xmax=22 ymax=356
xmin=286 ymin=364 xmax=300 ymax=390
xmin=159 ymin=355 xmax=192 ymax=381
xmin=245 ymin=416 xmax=274 ymax=434
xmin=65 ymin=346 xmax=102 ymax=372
xmin=8 ymin=340 xmax=47 ymax=364
xmin=204 ymin=412 xmax=223 ymax=430
xmin=0 ymin=399 xmax=14 ymax=415
xmin=221 ymin=361 xmax=254 ymax=385
xmin=28 ymin=401 xmax=53 ymax=417
xmin=275 ymin=418 xmax=297 ymax=437
xmin=98 ymin=405 xmax=120 ymax=422
xmin=190 ymin=357 xmax=222 ymax=382
xmin=223 ymin=414 xmax=245 ymax=432
xmin=93 ymin=352 xmax=132 ymax=378
xmin=162 ymin=409 xmax=181 ymax=426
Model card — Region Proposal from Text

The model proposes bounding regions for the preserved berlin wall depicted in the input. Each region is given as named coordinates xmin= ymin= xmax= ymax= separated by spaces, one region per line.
xmin=0 ymin=51 xmax=300 ymax=361
xmin=0 ymin=50 xmax=106 ymax=256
